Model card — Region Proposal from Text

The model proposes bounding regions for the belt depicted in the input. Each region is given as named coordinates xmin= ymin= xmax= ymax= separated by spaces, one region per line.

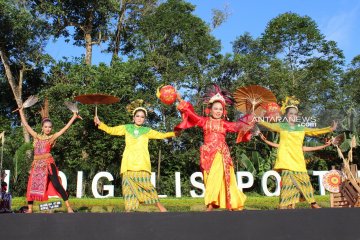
xmin=33 ymin=153 xmax=52 ymax=160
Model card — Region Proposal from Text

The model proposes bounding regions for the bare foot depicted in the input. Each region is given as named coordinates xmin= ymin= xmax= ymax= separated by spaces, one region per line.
xmin=206 ymin=204 xmax=213 ymax=212
xmin=311 ymin=203 xmax=321 ymax=209
xmin=26 ymin=209 xmax=33 ymax=214
xmin=67 ymin=207 xmax=74 ymax=213
xmin=156 ymin=203 xmax=167 ymax=212
xmin=287 ymin=204 xmax=295 ymax=209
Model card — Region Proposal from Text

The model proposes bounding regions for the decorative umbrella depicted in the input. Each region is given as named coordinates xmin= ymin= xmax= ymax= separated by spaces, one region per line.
xmin=233 ymin=85 xmax=277 ymax=114
xmin=74 ymin=94 xmax=120 ymax=117
xmin=322 ymin=170 xmax=344 ymax=193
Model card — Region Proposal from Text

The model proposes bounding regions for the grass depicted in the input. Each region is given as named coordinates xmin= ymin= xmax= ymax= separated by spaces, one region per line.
xmin=11 ymin=195 xmax=331 ymax=213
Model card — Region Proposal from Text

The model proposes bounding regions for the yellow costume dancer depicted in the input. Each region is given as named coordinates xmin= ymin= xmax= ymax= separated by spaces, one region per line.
xmin=175 ymin=85 xmax=254 ymax=211
xmin=95 ymin=100 xmax=175 ymax=212
xmin=259 ymin=96 xmax=336 ymax=208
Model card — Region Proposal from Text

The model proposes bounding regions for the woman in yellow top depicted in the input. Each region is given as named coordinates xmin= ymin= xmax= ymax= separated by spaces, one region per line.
xmin=94 ymin=102 xmax=176 ymax=212
xmin=259 ymin=97 xmax=337 ymax=209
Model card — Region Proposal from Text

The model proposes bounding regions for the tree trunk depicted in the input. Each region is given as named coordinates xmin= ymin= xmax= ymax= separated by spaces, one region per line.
xmin=85 ymin=32 xmax=92 ymax=65
xmin=111 ymin=2 xmax=127 ymax=62
xmin=0 ymin=49 xmax=30 ymax=142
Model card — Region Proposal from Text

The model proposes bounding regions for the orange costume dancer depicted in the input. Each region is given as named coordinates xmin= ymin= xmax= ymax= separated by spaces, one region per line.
xmin=175 ymin=85 xmax=254 ymax=211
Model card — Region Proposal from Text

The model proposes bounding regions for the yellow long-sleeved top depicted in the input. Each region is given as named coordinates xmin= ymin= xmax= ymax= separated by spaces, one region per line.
xmin=98 ymin=122 xmax=175 ymax=174
xmin=259 ymin=122 xmax=332 ymax=172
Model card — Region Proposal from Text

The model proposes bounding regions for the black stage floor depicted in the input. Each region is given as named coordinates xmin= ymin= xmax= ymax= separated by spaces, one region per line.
xmin=1 ymin=208 xmax=359 ymax=240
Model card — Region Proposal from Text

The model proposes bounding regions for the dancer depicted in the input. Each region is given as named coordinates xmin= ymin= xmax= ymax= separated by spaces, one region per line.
xmin=258 ymin=96 xmax=337 ymax=209
xmin=94 ymin=99 xmax=176 ymax=212
xmin=19 ymin=99 xmax=80 ymax=213
xmin=175 ymin=85 xmax=254 ymax=211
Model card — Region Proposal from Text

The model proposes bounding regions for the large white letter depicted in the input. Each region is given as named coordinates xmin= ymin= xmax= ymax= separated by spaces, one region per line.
xmin=175 ymin=172 xmax=181 ymax=198
xmin=190 ymin=172 xmax=205 ymax=197
xmin=92 ymin=172 xmax=114 ymax=198
xmin=151 ymin=172 xmax=156 ymax=187
xmin=312 ymin=171 xmax=328 ymax=196
xmin=261 ymin=170 xmax=281 ymax=196
xmin=236 ymin=171 xmax=254 ymax=191
xmin=58 ymin=171 xmax=67 ymax=191
xmin=76 ymin=171 xmax=83 ymax=198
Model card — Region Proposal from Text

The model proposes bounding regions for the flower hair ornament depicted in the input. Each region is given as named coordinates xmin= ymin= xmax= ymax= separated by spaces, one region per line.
xmin=126 ymin=99 xmax=151 ymax=117
xmin=280 ymin=96 xmax=300 ymax=114
xmin=202 ymin=84 xmax=234 ymax=117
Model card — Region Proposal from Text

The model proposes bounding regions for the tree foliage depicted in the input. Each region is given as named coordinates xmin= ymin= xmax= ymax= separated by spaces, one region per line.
xmin=0 ymin=3 xmax=358 ymax=197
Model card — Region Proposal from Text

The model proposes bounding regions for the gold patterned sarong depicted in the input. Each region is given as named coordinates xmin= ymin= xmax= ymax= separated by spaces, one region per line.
xmin=122 ymin=171 xmax=159 ymax=211
xmin=280 ymin=170 xmax=316 ymax=207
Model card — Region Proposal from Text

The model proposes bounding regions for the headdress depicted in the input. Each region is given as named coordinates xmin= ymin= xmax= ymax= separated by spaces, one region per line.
xmin=40 ymin=98 xmax=51 ymax=123
xmin=202 ymin=84 xmax=234 ymax=106
xmin=202 ymin=84 xmax=234 ymax=117
xmin=280 ymin=96 xmax=299 ymax=114
xmin=126 ymin=99 xmax=149 ymax=117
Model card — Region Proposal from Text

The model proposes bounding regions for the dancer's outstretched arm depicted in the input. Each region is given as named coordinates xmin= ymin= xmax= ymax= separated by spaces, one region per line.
xmin=18 ymin=107 xmax=37 ymax=138
xmin=52 ymin=112 xmax=79 ymax=140
xmin=94 ymin=116 xmax=126 ymax=136
xmin=302 ymin=140 xmax=332 ymax=152
xmin=260 ymin=132 xmax=332 ymax=152
xmin=259 ymin=132 xmax=279 ymax=148
xmin=304 ymin=121 xmax=337 ymax=136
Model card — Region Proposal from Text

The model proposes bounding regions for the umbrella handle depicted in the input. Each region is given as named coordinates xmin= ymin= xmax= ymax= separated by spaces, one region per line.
xmin=95 ymin=105 xmax=98 ymax=118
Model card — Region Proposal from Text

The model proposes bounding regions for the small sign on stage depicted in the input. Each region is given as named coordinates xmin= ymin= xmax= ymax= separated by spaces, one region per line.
xmin=39 ymin=201 xmax=62 ymax=211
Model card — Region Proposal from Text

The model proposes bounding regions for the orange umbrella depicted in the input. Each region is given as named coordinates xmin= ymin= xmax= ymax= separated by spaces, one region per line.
xmin=233 ymin=85 xmax=276 ymax=114
xmin=234 ymin=85 xmax=277 ymax=143
xmin=75 ymin=94 xmax=120 ymax=117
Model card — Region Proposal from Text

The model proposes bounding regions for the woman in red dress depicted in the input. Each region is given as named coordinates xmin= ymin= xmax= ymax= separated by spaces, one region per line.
xmin=18 ymin=100 xmax=80 ymax=213
xmin=175 ymin=85 xmax=255 ymax=211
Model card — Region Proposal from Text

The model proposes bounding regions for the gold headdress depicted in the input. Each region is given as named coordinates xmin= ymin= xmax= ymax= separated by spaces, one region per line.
xmin=126 ymin=99 xmax=149 ymax=116
xmin=202 ymin=84 xmax=234 ymax=106
xmin=280 ymin=96 xmax=299 ymax=114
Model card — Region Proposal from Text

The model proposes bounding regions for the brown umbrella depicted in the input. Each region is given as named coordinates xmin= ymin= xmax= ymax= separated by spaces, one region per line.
xmin=233 ymin=85 xmax=277 ymax=114
xmin=75 ymin=94 xmax=120 ymax=117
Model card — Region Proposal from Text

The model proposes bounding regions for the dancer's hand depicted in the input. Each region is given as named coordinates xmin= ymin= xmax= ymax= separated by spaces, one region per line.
xmin=72 ymin=112 xmax=82 ymax=120
xmin=331 ymin=120 xmax=338 ymax=131
xmin=259 ymin=132 xmax=266 ymax=141
xmin=176 ymin=92 xmax=182 ymax=102
xmin=73 ymin=112 xmax=82 ymax=120
xmin=94 ymin=116 xmax=101 ymax=126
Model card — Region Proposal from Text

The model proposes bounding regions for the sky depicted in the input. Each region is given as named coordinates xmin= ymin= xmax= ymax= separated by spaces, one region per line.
xmin=45 ymin=0 xmax=360 ymax=65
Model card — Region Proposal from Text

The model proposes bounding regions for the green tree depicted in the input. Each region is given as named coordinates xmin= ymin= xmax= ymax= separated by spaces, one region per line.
xmin=107 ymin=0 xmax=158 ymax=62
xmin=33 ymin=0 xmax=118 ymax=65
xmin=0 ymin=0 xmax=51 ymax=142
xmin=261 ymin=12 xmax=344 ymax=112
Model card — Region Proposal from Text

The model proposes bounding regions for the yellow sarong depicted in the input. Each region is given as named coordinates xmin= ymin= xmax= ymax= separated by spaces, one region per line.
xmin=203 ymin=152 xmax=246 ymax=210
xmin=122 ymin=171 xmax=159 ymax=211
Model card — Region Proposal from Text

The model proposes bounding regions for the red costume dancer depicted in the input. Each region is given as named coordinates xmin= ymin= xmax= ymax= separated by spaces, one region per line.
xmin=19 ymin=99 xmax=80 ymax=213
xmin=175 ymin=85 xmax=254 ymax=211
